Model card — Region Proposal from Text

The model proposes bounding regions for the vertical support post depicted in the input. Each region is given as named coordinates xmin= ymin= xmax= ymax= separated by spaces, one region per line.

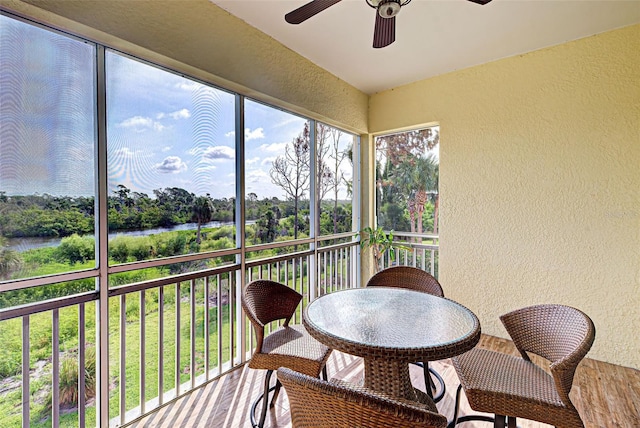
xmin=96 ymin=44 xmax=110 ymax=428
xmin=235 ymin=95 xmax=247 ymax=363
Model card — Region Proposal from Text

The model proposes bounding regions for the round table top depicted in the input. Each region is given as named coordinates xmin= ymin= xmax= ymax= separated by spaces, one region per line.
xmin=303 ymin=287 xmax=481 ymax=361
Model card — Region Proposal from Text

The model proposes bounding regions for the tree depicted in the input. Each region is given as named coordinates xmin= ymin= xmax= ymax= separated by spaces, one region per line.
xmin=376 ymin=128 xmax=440 ymax=235
xmin=191 ymin=195 xmax=214 ymax=244
xmin=270 ymin=124 xmax=311 ymax=240
xmin=315 ymin=124 xmax=337 ymax=234
xmin=318 ymin=124 xmax=349 ymax=233
xmin=392 ymin=155 xmax=438 ymax=235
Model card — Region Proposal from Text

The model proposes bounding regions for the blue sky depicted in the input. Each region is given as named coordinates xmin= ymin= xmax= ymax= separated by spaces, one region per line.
xmin=0 ymin=15 xmax=353 ymax=201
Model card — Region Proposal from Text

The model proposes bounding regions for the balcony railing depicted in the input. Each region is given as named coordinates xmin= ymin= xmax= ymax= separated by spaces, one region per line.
xmin=0 ymin=233 xmax=365 ymax=428
xmin=382 ymin=231 xmax=439 ymax=275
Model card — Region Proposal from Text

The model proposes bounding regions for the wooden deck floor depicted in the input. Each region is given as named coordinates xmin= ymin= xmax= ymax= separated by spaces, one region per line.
xmin=130 ymin=335 xmax=640 ymax=428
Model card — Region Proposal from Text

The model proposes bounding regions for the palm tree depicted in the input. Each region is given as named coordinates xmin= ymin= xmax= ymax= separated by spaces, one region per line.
xmin=192 ymin=196 xmax=214 ymax=244
xmin=392 ymin=155 xmax=438 ymax=235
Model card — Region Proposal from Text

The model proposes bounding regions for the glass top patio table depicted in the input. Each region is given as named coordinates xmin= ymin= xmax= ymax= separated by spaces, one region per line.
xmin=303 ymin=287 xmax=481 ymax=402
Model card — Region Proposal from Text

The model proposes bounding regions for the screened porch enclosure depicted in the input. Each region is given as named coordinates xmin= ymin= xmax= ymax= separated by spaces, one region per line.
xmin=0 ymin=10 xmax=379 ymax=427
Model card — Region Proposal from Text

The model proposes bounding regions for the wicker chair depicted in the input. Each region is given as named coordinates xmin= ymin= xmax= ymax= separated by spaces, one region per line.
xmin=277 ymin=367 xmax=448 ymax=428
xmin=450 ymin=304 xmax=595 ymax=428
xmin=366 ymin=266 xmax=446 ymax=402
xmin=242 ymin=280 xmax=332 ymax=428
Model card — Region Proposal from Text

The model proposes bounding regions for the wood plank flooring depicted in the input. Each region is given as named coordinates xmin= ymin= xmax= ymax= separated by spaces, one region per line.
xmin=129 ymin=335 xmax=640 ymax=428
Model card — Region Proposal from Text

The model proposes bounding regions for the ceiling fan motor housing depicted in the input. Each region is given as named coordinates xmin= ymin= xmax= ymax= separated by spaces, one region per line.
xmin=378 ymin=0 xmax=402 ymax=18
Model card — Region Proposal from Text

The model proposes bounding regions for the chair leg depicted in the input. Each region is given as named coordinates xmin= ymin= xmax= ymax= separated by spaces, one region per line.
xmin=270 ymin=379 xmax=282 ymax=408
xmin=494 ymin=415 xmax=506 ymax=428
xmin=507 ymin=416 xmax=517 ymax=428
xmin=426 ymin=363 xmax=446 ymax=403
xmin=447 ymin=384 xmax=463 ymax=428
xmin=322 ymin=365 xmax=328 ymax=381
xmin=446 ymin=383 xmax=497 ymax=428
xmin=250 ymin=369 xmax=275 ymax=428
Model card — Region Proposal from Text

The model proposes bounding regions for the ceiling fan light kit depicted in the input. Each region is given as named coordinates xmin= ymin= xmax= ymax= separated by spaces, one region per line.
xmin=367 ymin=0 xmax=409 ymax=18
xmin=285 ymin=0 xmax=492 ymax=48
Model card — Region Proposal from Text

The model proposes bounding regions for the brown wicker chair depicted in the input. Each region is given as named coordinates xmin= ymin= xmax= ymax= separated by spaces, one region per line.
xmin=277 ymin=367 xmax=448 ymax=428
xmin=242 ymin=280 xmax=332 ymax=428
xmin=450 ymin=304 xmax=595 ymax=428
xmin=366 ymin=266 xmax=446 ymax=402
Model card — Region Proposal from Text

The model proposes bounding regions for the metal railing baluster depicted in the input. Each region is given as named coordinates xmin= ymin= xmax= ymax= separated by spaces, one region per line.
xmin=190 ymin=279 xmax=196 ymax=389
xmin=79 ymin=303 xmax=86 ymax=428
xmin=119 ymin=295 xmax=126 ymax=426
xmin=205 ymin=276 xmax=210 ymax=380
xmin=158 ymin=286 xmax=164 ymax=405
xmin=175 ymin=283 xmax=181 ymax=396
xmin=140 ymin=290 xmax=146 ymax=414
xmin=22 ymin=316 xmax=30 ymax=428
xmin=217 ymin=274 xmax=223 ymax=374
xmin=52 ymin=309 xmax=60 ymax=428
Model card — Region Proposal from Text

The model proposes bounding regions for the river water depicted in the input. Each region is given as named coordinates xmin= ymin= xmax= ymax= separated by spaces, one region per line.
xmin=5 ymin=220 xmax=241 ymax=252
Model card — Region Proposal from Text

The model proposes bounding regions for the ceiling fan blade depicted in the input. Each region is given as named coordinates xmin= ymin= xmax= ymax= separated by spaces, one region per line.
xmin=373 ymin=14 xmax=395 ymax=49
xmin=285 ymin=0 xmax=342 ymax=24
xmin=467 ymin=0 xmax=492 ymax=4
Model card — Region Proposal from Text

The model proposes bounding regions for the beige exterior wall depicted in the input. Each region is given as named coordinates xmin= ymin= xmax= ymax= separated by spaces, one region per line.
xmin=370 ymin=24 xmax=640 ymax=369
xmin=3 ymin=0 xmax=368 ymax=134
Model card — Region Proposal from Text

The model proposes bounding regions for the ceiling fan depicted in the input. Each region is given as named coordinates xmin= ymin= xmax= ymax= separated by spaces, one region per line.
xmin=285 ymin=0 xmax=493 ymax=49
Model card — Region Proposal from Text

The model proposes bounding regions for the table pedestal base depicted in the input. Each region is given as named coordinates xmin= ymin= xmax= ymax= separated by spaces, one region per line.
xmin=363 ymin=357 xmax=432 ymax=405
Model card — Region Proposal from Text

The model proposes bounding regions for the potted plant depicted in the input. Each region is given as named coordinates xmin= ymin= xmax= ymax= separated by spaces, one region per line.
xmin=357 ymin=226 xmax=409 ymax=272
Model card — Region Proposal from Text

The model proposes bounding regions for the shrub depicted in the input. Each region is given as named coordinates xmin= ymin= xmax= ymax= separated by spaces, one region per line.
xmin=55 ymin=234 xmax=95 ymax=264
xmin=59 ymin=346 xmax=97 ymax=407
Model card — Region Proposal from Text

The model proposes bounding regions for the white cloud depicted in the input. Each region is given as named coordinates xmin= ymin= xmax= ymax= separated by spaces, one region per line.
xmin=223 ymin=128 xmax=265 ymax=141
xmin=203 ymin=146 xmax=235 ymax=161
xmin=261 ymin=157 xmax=276 ymax=166
xmin=274 ymin=117 xmax=303 ymax=128
xmin=157 ymin=109 xmax=190 ymax=120
xmin=119 ymin=115 xmax=166 ymax=132
xmin=195 ymin=165 xmax=217 ymax=172
xmin=155 ymin=156 xmax=187 ymax=174
xmin=161 ymin=146 xmax=172 ymax=152
xmin=111 ymin=147 xmax=138 ymax=158
xmin=170 ymin=109 xmax=191 ymax=120
xmin=175 ymin=81 xmax=200 ymax=91
xmin=245 ymin=127 xmax=265 ymax=141
xmin=246 ymin=157 xmax=260 ymax=166
xmin=259 ymin=142 xmax=288 ymax=153
xmin=247 ymin=169 xmax=270 ymax=183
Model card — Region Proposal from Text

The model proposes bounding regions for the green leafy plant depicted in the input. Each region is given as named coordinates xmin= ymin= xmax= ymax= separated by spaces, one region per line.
xmin=357 ymin=226 xmax=409 ymax=272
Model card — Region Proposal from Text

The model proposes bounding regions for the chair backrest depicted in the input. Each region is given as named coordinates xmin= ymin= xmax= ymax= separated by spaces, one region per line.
xmin=500 ymin=304 xmax=595 ymax=404
xmin=242 ymin=280 xmax=302 ymax=328
xmin=277 ymin=367 xmax=448 ymax=428
xmin=366 ymin=266 xmax=444 ymax=297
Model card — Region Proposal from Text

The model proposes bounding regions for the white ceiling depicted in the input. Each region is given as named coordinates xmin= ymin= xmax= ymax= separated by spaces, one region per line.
xmin=211 ymin=0 xmax=640 ymax=94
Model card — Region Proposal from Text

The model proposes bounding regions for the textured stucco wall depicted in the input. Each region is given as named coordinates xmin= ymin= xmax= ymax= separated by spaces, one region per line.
xmin=2 ymin=0 xmax=368 ymax=134
xmin=370 ymin=25 xmax=640 ymax=369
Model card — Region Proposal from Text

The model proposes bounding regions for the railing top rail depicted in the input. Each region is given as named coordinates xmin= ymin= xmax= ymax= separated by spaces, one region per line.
xmin=0 ymin=268 xmax=99 ymax=294
xmin=0 ymin=290 xmax=98 ymax=322
xmin=246 ymin=237 xmax=314 ymax=253
xmin=109 ymin=263 xmax=240 ymax=297
xmin=245 ymin=249 xmax=314 ymax=269
xmin=317 ymin=240 xmax=358 ymax=253
xmin=388 ymin=231 xmax=439 ymax=240
xmin=317 ymin=231 xmax=357 ymax=242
